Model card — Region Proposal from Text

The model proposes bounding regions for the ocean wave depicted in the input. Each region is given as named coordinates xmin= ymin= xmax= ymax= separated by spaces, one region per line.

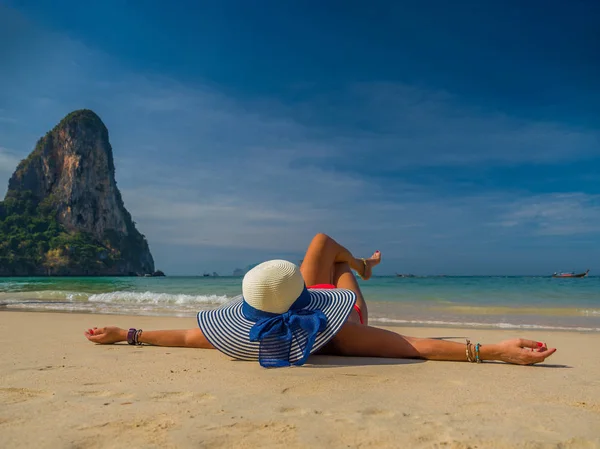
xmin=441 ymin=304 xmax=600 ymax=317
xmin=578 ymin=309 xmax=600 ymax=316
xmin=5 ymin=302 xmax=200 ymax=317
xmin=371 ymin=317 xmax=600 ymax=332
xmin=1 ymin=291 xmax=239 ymax=316
xmin=0 ymin=282 xmax=25 ymax=292
xmin=0 ymin=290 xmax=90 ymax=301
xmin=88 ymin=291 xmax=234 ymax=305
xmin=0 ymin=290 xmax=237 ymax=305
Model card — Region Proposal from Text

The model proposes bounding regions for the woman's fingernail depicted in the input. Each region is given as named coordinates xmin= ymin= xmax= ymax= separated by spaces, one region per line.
xmin=90 ymin=330 xmax=94 ymax=335
xmin=537 ymin=342 xmax=543 ymax=347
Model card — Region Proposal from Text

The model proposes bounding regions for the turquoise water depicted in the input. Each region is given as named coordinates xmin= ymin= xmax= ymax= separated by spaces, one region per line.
xmin=1 ymin=276 xmax=599 ymax=331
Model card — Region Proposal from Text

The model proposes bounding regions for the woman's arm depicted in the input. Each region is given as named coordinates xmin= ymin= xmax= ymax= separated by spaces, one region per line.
xmin=84 ymin=326 xmax=214 ymax=349
xmin=404 ymin=335 xmax=554 ymax=364
xmin=324 ymin=322 xmax=556 ymax=365
xmin=85 ymin=323 xmax=556 ymax=365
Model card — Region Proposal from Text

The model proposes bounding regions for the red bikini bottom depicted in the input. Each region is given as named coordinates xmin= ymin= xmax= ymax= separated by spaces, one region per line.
xmin=308 ymin=284 xmax=364 ymax=325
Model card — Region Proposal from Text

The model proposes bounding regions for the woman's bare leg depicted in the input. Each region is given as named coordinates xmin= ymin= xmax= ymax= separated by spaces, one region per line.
xmin=318 ymin=322 xmax=557 ymax=365
xmin=300 ymin=233 xmax=380 ymax=285
xmin=333 ymin=262 xmax=369 ymax=325
xmin=300 ymin=233 xmax=380 ymax=325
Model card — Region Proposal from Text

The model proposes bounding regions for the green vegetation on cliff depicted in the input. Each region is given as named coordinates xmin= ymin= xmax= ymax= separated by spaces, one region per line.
xmin=0 ymin=191 xmax=125 ymax=275
xmin=1 ymin=108 xmax=155 ymax=276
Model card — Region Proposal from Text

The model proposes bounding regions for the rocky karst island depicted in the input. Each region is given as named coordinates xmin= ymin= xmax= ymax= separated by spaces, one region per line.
xmin=0 ymin=109 xmax=161 ymax=276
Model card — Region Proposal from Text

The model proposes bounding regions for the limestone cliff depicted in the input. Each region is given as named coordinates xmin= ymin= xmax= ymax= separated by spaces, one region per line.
xmin=0 ymin=109 xmax=155 ymax=276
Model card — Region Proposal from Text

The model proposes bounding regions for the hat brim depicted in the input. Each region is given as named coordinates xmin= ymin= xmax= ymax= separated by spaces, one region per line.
xmin=197 ymin=288 xmax=356 ymax=363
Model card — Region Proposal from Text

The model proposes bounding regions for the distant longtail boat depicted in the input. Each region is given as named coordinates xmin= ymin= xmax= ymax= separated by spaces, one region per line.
xmin=552 ymin=269 xmax=589 ymax=278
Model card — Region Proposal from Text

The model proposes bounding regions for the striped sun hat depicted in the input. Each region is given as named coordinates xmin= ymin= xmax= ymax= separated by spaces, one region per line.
xmin=197 ymin=260 xmax=356 ymax=368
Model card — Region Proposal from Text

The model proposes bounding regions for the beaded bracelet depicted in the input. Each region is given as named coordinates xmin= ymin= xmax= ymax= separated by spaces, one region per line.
xmin=127 ymin=328 xmax=137 ymax=345
xmin=127 ymin=328 xmax=143 ymax=345
xmin=134 ymin=329 xmax=143 ymax=345
xmin=465 ymin=339 xmax=473 ymax=362
xmin=475 ymin=343 xmax=482 ymax=363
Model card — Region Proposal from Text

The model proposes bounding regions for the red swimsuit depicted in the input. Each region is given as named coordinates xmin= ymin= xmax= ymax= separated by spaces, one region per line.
xmin=307 ymin=284 xmax=364 ymax=325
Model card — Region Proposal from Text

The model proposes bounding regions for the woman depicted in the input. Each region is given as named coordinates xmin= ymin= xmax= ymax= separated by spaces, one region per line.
xmin=85 ymin=233 xmax=556 ymax=366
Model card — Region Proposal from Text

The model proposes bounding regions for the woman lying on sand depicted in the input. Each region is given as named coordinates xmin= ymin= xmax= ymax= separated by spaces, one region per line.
xmin=85 ymin=233 xmax=556 ymax=367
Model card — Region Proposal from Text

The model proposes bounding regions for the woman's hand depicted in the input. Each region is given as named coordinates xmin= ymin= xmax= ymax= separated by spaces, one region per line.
xmin=492 ymin=338 xmax=557 ymax=365
xmin=84 ymin=326 xmax=127 ymax=344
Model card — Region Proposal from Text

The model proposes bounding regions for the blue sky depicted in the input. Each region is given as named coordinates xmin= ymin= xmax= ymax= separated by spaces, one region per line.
xmin=1 ymin=0 xmax=599 ymax=275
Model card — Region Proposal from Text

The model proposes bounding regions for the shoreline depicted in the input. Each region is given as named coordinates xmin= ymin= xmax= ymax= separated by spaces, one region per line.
xmin=1 ymin=311 xmax=599 ymax=448
xmin=0 ymin=301 xmax=600 ymax=335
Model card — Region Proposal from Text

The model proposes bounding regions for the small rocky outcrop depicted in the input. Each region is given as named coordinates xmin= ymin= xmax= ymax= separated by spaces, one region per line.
xmin=0 ymin=109 xmax=155 ymax=276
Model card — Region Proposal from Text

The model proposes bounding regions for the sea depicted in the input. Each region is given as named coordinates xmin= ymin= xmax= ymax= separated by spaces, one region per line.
xmin=1 ymin=276 xmax=599 ymax=332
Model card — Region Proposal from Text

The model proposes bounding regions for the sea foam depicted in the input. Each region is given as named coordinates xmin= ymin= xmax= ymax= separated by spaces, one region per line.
xmin=371 ymin=317 xmax=600 ymax=332
xmin=87 ymin=291 xmax=232 ymax=305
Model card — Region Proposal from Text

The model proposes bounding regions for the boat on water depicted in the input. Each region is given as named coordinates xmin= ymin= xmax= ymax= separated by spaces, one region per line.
xmin=552 ymin=269 xmax=589 ymax=278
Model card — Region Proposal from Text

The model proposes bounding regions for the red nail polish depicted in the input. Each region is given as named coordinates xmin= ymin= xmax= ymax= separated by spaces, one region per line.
xmin=90 ymin=330 xmax=94 ymax=335
xmin=537 ymin=342 xmax=543 ymax=347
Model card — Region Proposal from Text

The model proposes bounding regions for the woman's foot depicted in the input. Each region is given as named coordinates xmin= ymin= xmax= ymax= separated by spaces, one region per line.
xmin=358 ymin=251 xmax=381 ymax=281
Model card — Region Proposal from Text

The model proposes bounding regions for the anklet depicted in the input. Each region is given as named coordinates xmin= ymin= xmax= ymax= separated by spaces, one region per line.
xmin=361 ymin=258 xmax=367 ymax=279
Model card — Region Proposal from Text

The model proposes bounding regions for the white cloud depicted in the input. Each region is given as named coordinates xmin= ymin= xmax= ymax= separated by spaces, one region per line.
xmin=0 ymin=147 xmax=20 ymax=169
xmin=2 ymin=10 xmax=599 ymax=274
xmin=0 ymin=147 xmax=20 ymax=195
xmin=290 ymin=82 xmax=600 ymax=168
xmin=0 ymin=116 xmax=17 ymax=124
xmin=498 ymin=193 xmax=600 ymax=236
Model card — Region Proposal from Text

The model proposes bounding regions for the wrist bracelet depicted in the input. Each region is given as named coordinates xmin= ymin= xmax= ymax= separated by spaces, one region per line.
xmin=475 ymin=343 xmax=482 ymax=363
xmin=134 ymin=329 xmax=143 ymax=345
xmin=465 ymin=339 xmax=473 ymax=362
xmin=127 ymin=328 xmax=137 ymax=345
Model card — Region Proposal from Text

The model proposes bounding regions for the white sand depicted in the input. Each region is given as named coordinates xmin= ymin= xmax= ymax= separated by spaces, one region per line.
xmin=1 ymin=311 xmax=599 ymax=448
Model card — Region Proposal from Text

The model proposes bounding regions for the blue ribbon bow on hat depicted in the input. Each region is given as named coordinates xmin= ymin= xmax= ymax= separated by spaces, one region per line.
xmin=242 ymin=287 xmax=327 ymax=368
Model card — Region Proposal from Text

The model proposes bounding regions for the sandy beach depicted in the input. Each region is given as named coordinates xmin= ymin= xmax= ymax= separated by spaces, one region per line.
xmin=0 ymin=311 xmax=598 ymax=448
